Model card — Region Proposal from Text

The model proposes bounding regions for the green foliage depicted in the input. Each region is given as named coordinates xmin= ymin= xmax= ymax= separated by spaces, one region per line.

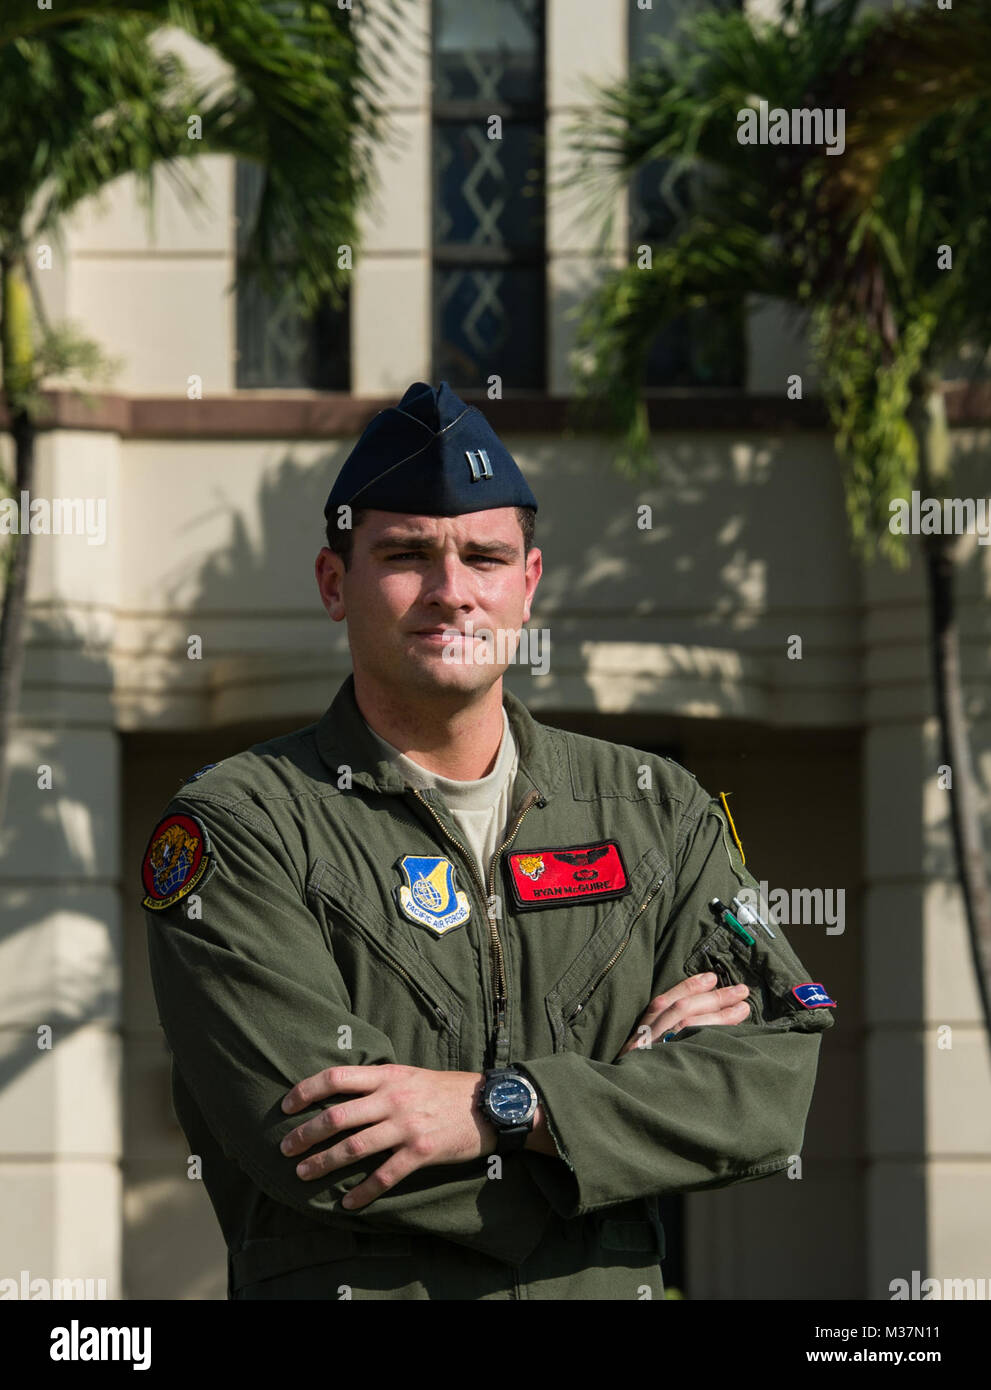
xmin=0 ymin=0 xmax=409 ymax=329
xmin=569 ymin=0 xmax=991 ymax=565
xmin=811 ymin=307 xmax=935 ymax=569
xmin=570 ymin=220 xmax=791 ymax=475
xmin=5 ymin=321 xmax=126 ymax=426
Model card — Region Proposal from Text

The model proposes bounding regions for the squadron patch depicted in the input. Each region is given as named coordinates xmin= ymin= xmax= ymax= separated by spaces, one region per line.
xmin=505 ymin=840 xmax=630 ymax=911
xmin=141 ymin=812 xmax=215 ymax=911
xmin=792 ymin=982 xmax=836 ymax=1009
xmin=394 ymin=855 xmax=471 ymax=935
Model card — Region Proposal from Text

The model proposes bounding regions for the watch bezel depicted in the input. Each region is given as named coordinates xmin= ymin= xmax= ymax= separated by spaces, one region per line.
xmin=483 ymin=1068 xmax=538 ymax=1129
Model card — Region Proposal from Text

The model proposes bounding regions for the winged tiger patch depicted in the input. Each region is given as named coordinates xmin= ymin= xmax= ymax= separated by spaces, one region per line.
xmin=504 ymin=840 xmax=630 ymax=911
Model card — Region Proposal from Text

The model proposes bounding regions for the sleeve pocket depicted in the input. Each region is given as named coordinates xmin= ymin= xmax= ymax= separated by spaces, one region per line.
xmin=683 ymin=920 xmax=834 ymax=1031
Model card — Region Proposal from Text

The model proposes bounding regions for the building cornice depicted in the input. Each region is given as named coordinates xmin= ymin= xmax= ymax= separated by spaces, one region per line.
xmin=2 ymin=382 xmax=989 ymax=437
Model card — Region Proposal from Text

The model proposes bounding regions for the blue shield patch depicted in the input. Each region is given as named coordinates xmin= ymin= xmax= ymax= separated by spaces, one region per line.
xmin=395 ymin=856 xmax=471 ymax=935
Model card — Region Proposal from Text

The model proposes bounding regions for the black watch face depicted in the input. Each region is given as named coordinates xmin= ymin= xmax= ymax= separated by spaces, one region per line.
xmin=490 ymin=1077 xmax=533 ymax=1122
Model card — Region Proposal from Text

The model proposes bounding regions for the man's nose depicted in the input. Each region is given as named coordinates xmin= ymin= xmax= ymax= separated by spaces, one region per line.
xmin=420 ymin=553 xmax=473 ymax=608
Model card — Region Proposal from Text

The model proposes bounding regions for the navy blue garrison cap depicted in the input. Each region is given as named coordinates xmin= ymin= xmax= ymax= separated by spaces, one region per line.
xmin=324 ymin=380 xmax=537 ymax=518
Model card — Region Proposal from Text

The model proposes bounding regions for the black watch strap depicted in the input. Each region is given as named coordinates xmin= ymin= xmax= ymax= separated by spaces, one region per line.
xmin=495 ymin=1124 xmax=530 ymax=1156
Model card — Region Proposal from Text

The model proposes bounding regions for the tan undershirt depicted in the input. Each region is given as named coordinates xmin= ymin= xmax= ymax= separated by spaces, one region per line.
xmin=363 ymin=707 xmax=520 ymax=884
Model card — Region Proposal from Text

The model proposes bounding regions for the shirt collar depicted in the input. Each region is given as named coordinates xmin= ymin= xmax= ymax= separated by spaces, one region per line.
xmin=314 ymin=672 xmax=565 ymax=802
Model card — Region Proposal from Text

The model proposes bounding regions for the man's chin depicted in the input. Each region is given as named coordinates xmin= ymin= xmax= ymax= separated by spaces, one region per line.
xmin=400 ymin=651 xmax=504 ymax=697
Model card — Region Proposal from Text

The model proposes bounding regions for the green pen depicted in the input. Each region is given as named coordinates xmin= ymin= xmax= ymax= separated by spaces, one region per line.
xmin=709 ymin=897 xmax=756 ymax=946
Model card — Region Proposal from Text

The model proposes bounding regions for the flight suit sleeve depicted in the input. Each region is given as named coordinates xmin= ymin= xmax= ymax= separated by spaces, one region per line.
xmin=142 ymin=793 xmax=552 ymax=1265
xmin=518 ymin=792 xmax=836 ymax=1219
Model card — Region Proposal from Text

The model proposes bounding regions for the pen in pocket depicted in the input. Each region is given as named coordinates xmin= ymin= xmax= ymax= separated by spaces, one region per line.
xmin=731 ymin=894 xmax=776 ymax=939
xmin=709 ymin=898 xmax=756 ymax=947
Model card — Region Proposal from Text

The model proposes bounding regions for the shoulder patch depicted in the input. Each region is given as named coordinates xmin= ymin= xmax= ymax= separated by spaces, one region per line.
xmin=792 ymin=982 xmax=836 ymax=1009
xmin=141 ymin=812 xmax=215 ymax=911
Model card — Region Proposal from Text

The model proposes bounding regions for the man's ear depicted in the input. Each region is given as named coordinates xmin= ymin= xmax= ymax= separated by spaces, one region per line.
xmin=315 ymin=548 xmax=347 ymax=622
xmin=522 ymin=547 xmax=542 ymax=624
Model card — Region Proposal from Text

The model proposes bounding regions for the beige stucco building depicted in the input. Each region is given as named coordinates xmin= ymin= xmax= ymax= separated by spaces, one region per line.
xmin=1 ymin=0 xmax=989 ymax=1301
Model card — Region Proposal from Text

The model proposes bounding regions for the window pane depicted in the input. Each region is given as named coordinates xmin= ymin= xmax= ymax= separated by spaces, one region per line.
xmin=434 ymin=0 xmax=543 ymax=103
xmin=434 ymin=122 xmax=544 ymax=249
xmin=434 ymin=266 xmax=544 ymax=389
xmin=234 ymin=160 xmax=349 ymax=389
xmin=628 ymin=1 xmax=744 ymax=387
xmin=432 ymin=0 xmax=546 ymax=389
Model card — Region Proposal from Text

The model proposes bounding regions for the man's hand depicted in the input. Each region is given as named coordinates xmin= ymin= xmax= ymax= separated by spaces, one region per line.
xmin=615 ymin=971 xmax=751 ymax=1058
xmin=279 ymin=1065 xmax=495 ymax=1210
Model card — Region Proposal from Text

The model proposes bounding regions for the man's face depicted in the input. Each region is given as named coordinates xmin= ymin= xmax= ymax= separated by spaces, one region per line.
xmin=315 ymin=508 xmax=542 ymax=700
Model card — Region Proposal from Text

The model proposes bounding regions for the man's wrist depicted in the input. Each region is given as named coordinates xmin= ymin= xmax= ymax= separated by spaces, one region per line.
xmin=476 ymin=1067 xmax=556 ymax=1157
xmin=523 ymin=1103 xmax=559 ymax=1157
xmin=470 ymin=1071 xmax=499 ymax=1157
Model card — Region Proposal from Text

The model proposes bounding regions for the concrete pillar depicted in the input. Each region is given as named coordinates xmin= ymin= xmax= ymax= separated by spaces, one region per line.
xmin=0 ymin=428 xmax=123 ymax=1298
xmin=862 ymin=451 xmax=991 ymax=1298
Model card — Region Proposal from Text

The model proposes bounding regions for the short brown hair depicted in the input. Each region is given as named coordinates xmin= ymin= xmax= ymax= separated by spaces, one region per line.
xmin=324 ymin=506 xmax=536 ymax=571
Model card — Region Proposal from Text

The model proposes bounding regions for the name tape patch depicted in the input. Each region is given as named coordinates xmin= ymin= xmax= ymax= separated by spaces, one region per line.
xmin=505 ymin=840 xmax=630 ymax=911
xmin=792 ymin=982 xmax=836 ymax=1009
xmin=142 ymin=812 xmax=214 ymax=911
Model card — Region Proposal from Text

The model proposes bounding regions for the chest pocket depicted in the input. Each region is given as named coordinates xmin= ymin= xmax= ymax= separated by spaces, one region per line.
xmin=306 ymin=857 xmax=465 ymax=1069
xmin=544 ymin=847 xmax=667 ymax=1054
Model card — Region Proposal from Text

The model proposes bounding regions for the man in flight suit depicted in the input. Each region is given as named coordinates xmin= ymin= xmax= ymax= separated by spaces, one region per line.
xmin=140 ymin=379 xmax=836 ymax=1300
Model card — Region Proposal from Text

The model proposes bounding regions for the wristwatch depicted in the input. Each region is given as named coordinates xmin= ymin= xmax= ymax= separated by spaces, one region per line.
xmin=480 ymin=1066 xmax=539 ymax=1155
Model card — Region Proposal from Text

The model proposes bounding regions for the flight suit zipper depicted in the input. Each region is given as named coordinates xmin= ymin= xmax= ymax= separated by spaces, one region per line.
xmin=409 ymin=786 xmax=545 ymax=1062
xmin=567 ymin=876 xmax=666 ymax=1023
xmin=308 ymin=864 xmax=454 ymax=1028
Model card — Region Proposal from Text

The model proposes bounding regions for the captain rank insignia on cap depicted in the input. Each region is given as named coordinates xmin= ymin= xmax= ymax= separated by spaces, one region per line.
xmin=141 ymin=812 xmax=215 ymax=911
xmin=394 ymin=855 xmax=471 ymax=935
xmin=465 ymin=448 xmax=493 ymax=481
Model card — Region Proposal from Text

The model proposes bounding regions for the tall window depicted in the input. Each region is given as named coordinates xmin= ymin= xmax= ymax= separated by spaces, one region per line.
xmin=432 ymin=0 xmax=546 ymax=390
xmin=628 ymin=1 xmax=743 ymax=388
xmin=234 ymin=159 xmax=350 ymax=390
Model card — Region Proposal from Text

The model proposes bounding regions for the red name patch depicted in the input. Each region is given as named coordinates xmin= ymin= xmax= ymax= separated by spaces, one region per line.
xmin=505 ymin=840 xmax=630 ymax=911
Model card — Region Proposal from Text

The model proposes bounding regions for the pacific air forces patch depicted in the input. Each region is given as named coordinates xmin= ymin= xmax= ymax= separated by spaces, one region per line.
xmin=141 ymin=811 xmax=215 ymax=911
xmin=394 ymin=855 xmax=470 ymax=935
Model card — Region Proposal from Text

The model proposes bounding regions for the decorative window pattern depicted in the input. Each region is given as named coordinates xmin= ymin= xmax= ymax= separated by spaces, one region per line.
xmin=432 ymin=0 xmax=546 ymax=389
xmin=629 ymin=0 xmax=744 ymax=388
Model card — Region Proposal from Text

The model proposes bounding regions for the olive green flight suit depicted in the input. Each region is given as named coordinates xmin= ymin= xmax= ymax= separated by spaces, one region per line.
xmin=141 ymin=674 xmax=835 ymax=1300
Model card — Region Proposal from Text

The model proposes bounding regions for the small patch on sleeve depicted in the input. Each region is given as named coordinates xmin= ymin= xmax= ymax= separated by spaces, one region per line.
xmin=184 ymin=762 xmax=219 ymax=784
xmin=141 ymin=812 xmax=215 ymax=911
xmin=792 ymin=982 xmax=836 ymax=1009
